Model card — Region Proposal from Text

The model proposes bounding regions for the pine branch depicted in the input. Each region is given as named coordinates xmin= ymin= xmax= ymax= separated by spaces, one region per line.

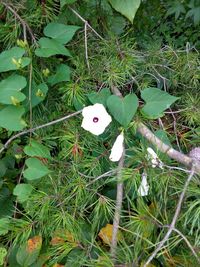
xmin=143 ymin=166 xmax=196 ymax=267
xmin=0 ymin=1 xmax=38 ymax=45
xmin=0 ymin=110 xmax=82 ymax=155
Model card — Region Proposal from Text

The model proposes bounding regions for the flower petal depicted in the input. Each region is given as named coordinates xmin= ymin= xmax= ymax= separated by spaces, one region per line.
xmin=109 ymin=133 xmax=124 ymax=162
xmin=138 ymin=172 xmax=149 ymax=196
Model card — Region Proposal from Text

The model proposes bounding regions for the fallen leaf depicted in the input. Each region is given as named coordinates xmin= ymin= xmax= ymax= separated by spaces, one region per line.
xmin=98 ymin=224 xmax=122 ymax=245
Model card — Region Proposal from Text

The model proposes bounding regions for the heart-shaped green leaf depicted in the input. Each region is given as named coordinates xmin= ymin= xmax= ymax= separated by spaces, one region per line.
xmin=13 ymin=184 xmax=33 ymax=203
xmin=88 ymin=88 xmax=111 ymax=106
xmin=108 ymin=0 xmax=141 ymax=23
xmin=48 ymin=64 xmax=71 ymax=85
xmin=141 ymin=88 xmax=179 ymax=119
xmin=35 ymin=37 xmax=71 ymax=57
xmin=0 ymin=47 xmax=30 ymax=73
xmin=107 ymin=94 xmax=138 ymax=126
xmin=0 ymin=75 xmax=27 ymax=105
xmin=0 ymin=106 xmax=26 ymax=131
xmin=24 ymin=140 xmax=51 ymax=159
xmin=44 ymin=23 xmax=80 ymax=44
xmin=23 ymin=158 xmax=51 ymax=180
xmin=23 ymin=82 xmax=48 ymax=110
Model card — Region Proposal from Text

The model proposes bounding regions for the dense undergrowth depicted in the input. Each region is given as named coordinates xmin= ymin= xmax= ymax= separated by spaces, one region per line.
xmin=0 ymin=1 xmax=200 ymax=266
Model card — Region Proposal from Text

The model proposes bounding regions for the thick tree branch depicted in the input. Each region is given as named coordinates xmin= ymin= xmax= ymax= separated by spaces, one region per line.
xmin=137 ymin=122 xmax=200 ymax=174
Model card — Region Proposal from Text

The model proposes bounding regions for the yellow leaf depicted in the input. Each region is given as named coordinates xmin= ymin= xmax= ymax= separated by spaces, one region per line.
xmin=98 ymin=224 xmax=122 ymax=245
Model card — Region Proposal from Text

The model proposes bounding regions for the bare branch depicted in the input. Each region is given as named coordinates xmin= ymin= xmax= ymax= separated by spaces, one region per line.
xmin=69 ymin=7 xmax=104 ymax=40
xmin=84 ymin=22 xmax=90 ymax=71
xmin=110 ymin=147 xmax=125 ymax=260
xmin=143 ymin=166 xmax=196 ymax=267
xmin=0 ymin=110 xmax=82 ymax=155
xmin=163 ymin=226 xmax=200 ymax=264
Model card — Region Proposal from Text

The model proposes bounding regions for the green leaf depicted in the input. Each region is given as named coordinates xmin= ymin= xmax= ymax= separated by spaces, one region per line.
xmin=108 ymin=0 xmax=141 ymax=23
xmin=0 ymin=247 xmax=7 ymax=265
xmin=166 ymin=1 xmax=186 ymax=20
xmin=0 ymin=75 xmax=27 ymax=105
xmin=13 ymin=184 xmax=33 ymax=203
xmin=23 ymin=158 xmax=51 ymax=180
xmin=88 ymin=88 xmax=111 ymax=106
xmin=0 ymin=218 xmax=10 ymax=235
xmin=23 ymin=82 xmax=48 ymax=109
xmin=0 ymin=106 xmax=26 ymax=131
xmin=155 ymin=129 xmax=172 ymax=147
xmin=48 ymin=64 xmax=71 ymax=85
xmin=24 ymin=140 xmax=51 ymax=160
xmin=44 ymin=23 xmax=80 ymax=44
xmin=0 ymin=161 xmax=6 ymax=178
xmin=186 ymin=7 xmax=200 ymax=26
xmin=60 ymin=0 xmax=77 ymax=8
xmin=107 ymin=94 xmax=138 ymax=126
xmin=141 ymin=88 xmax=179 ymax=119
xmin=0 ymin=47 xmax=30 ymax=73
xmin=0 ymin=188 xmax=14 ymax=218
xmin=16 ymin=236 xmax=42 ymax=266
xmin=35 ymin=37 xmax=71 ymax=57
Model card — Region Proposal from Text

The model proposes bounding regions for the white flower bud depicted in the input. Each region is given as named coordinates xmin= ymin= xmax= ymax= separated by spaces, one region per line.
xmin=109 ymin=133 xmax=124 ymax=162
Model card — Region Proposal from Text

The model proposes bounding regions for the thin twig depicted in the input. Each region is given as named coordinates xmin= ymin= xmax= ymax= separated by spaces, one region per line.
xmin=0 ymin=110 xmax=82 ymax=155
xmin=84 ymin=21 xmax=90 ymax=71
xmin=163 ymin=226 xmax=200 ymax=264
xmin=111 ymin=147 xmax=125 ymax=260
xmin=143 ymin=166 xmax=195 ymax=267
xmin=86 ymin=169 xmax=117 ymax=186
xmin=69 ymin=7 xmax=104 ymax=40
xmin=1 ymin=1 xmax=38 ymax=46
xmin=28 ymin=63 xmax=33 ymax=139
xmin=169 ymin=107 xmax=182 ymax=152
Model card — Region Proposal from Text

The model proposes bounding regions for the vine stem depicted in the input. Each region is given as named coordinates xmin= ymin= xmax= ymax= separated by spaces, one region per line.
xmin=0 ymin=110 xmax=82 ymax=155
xmin=143 ymin=166 xmax=196 ymax=267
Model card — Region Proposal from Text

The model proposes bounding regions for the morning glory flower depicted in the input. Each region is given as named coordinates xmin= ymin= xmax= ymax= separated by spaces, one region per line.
xmin=109 ymin=133 xmax=124 ymax=162
xmin=147 ymin=147 xmax=163 ymax=169
xmin=138 ymin=172 xmax=149 ymax=196
xmin=81 ymin=103 xmax=112 ymax=135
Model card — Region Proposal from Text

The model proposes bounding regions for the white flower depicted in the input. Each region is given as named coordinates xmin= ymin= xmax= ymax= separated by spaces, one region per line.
xmin=147 ymin=147 xmax=163 ymax=169
xmin=138 ymin=172 xmax=149 ymax=196
xmin=81 ymin=103 xmax=112 ymax=135
xmin=109 ymin=133 xmax=124 ymax=162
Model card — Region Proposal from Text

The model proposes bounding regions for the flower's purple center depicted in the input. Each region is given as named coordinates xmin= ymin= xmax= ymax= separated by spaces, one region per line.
xmin=93 ymin=117 xmax=99 ymax=123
